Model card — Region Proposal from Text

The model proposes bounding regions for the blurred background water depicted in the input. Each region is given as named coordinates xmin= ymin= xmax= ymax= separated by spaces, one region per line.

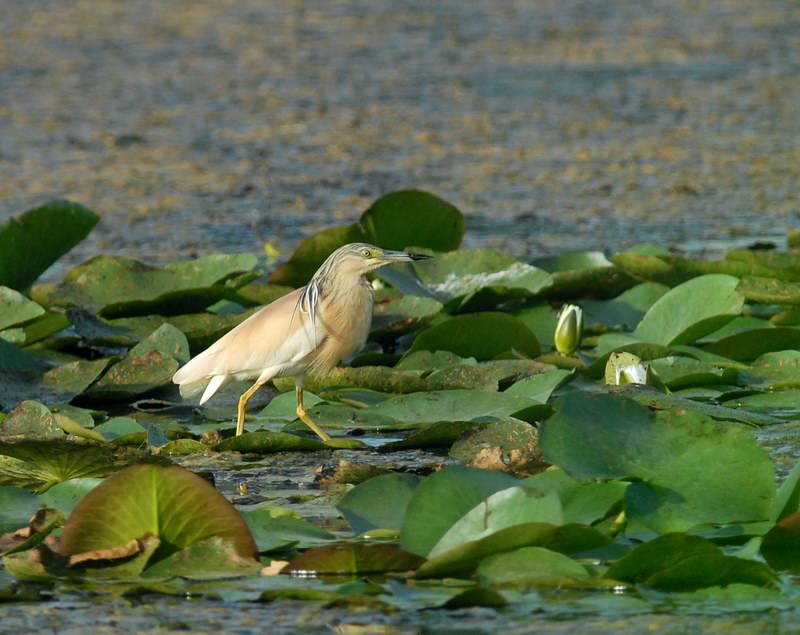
xmin=1 ymin=0 xmax=798 ymax=270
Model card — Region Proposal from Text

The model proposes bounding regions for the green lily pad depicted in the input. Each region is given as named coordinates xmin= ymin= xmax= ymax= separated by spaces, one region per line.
xmin=428 ymin=485 xmax=563 ymax=558
xmin=504 ymin=369 xmax=573 ymax=403
xmin=1 ymin=401 xmax=62 ymax=438
xmin=477 ymin=546 xmax=590 ymax=586
xmin=370 ymin=389 xmax=539 ymax=424
xmin=399 ymin=466 xmax=520 ymax=558
xmin=282 ymin=542 xmax=425 ymax=575
xmin=605 ymin=533 xmax=778 ymax=591
xmin=582 ymin=282 xmax=669 ymax=331
xmin=213 ymin=431 xmax=327 ymax=453
xmin=415 ymin=522 xmax=608 ymax=579
xmin=142 ymin=536 xmax=262 ymax=579
xmin=59 ymin=464 xmax=259 ymax=565
xmin=746 ymin=350 xmax=800 ymax=389
xmin=336 ymin=473 xmax=423 ymax=535
xmin=0 ymin=437 xmax=169 ymax=493
xmin=514 ymin=304 xmax=560 ymax=351
xmin=39 ymin=253 xmax=258 ymax=318
xmin=269 ymin=190 xmax=463 ymax=286
xmin=38 ymin=478 xmax=103 ymax=515
xmin=0 ymin=485 xmax=41 ymax=533
xmin=524 ymin=468 xmax=628 ymax=525
xmin=406 ymin=312 xmax=540 ymax=360
xmin=86 ymin=324 xmax=189 ymax=400
xmin=738 ymin=276 xmax=800 ymax=305
xmin=703 ymin=328 xmax=800 ymax=363
xmin=0 ymin=287 xmax=45 ymax=331
xmin=359 ymin=189 xmax=464 ymax=251
xmin=0 ymin=200 xmax=99 ymax=292
xmin=633 ymin=274 xmax=744 ymax=345
xmin=612 ymin=384 xmax=781 ymax=426
xmin=241 ymin=506 xmax=335 ymax=553
xmin=539 ymin=391 xmax=775 ymax=533
xmin=648 ymin=357 xmax=739 ymax=390
xmin=378 ymin=421 xmax=483 ymax=451
xmin=415 ymin=248 xmax=552 ymax=310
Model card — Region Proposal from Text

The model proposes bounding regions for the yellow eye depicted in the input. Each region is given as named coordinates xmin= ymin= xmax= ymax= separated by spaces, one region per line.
xmin=362 ymin=249 xmax=371 ymax=257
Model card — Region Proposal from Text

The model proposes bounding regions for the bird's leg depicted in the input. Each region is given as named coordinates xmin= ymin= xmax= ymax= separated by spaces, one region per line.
xmin=295 ymin=379 xmax=330 ymax=442
xmin=236 ymin=382 xmax=263 ymax=436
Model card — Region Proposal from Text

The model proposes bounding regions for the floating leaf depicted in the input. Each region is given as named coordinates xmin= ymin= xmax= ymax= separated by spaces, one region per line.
xmin=241 ymin=506 xmax=335 ymax=553
xmin=477 ymin=546 xmax=590 ymax=585
xmin=540 ymin=392 xmax=775 ymax=533
xmin=415 ymin=522 xmax=607 ymax=579
xmin=358 ymin=189 xmax=464 ymax=252
xmin=702 ymin=328 xmax=800 ymax=362
xmin=582 ymin=282 xmax=669 ymax=331
xmin=39 ymin=253 xmax=258 ymax=317
xmin=738 ymin=276 xmax=800 ymax=305
xmin=0 ymin=287 xmax=44 ymax=331
xmin=283 ymin=543 xmax=424 ymax=575
xmin=746 ymin=350 xmax=800 ymax=389
xmin=606 ymin=533 xmax=778 ymax=591
xmin=0 ymin=200 xmax=99 ymax=292
xmin=0 ymin=485 xmax=41 ymax=533
xmin=86 ymin=324 xmax=189 ymax=400
xmin=400 ymin=466 xmax=520 ymax=558
xmin=59 ymin=464 xmax=258 ymax=565
xmin=633 ymin=274 xmax=744 ymax=345
xmin=429 ymin=486 xmax=563 ymax=558
xmin=406 ymin=313 xmax=540 ymax=360
xmin=0 ymin=438 xmax=168 ymax=493
xmin=213 ymin=431 xmax=327 ymax=453
xmin=38 ymin=478 xmax=102 ymax=515
xmin=336 ymin=473 xmax=423 ymax=535
xmin=648 ymin=357 xmax=739 ymax=390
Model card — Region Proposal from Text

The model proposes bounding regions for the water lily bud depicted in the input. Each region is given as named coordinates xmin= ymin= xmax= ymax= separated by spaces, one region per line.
xmin=554 ymin=304 xmax=583 ymax=356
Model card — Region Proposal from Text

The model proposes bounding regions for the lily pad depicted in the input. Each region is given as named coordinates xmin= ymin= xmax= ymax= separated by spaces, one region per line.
xmin=282 ymin=542 xmax=424 ymax=575
xmin=605 ymin=533 xmax=777 ymax=591
xmin=241 ymin=506 xmax=335 ymax=553
xmin=0 ymin=200 xmax=99 ymax=292
xmin=336 ymin=473 xmax=423 ymax=535
xmin=399 ymin=466 xmax=520 ymax=558
xmin=269 ymin=190 xmax=464 ymax=286
xmin=85 ymin=324 xmax=189 ymax=400
xmin=59 ymin=464 xmax=259 ymax=564
xmin=703 ymin=328 xmax=800 ymax=362
xmin=38 ymin=253 xmax=258 ymax=317
xmin=0 ymin=437 xmax=169 ymax=493
xmin=406 ymin=312 xmax=540 ymax=360
xmin=539 ymin=391 xmax=775 ymax=533
xmin=477 ymin=546 xmax=590 ymax=586
xmin=0 ymin=287 xmax=45 ymax=331
xmin=633 ymin=274 xmax=744 ymax=345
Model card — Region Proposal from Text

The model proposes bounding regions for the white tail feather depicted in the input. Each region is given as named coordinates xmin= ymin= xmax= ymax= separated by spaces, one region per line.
xmin=199 ymin=374 xmax=229 ymax=404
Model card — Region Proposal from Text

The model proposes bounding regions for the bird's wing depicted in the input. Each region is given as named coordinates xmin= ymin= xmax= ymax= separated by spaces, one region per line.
xmin=172 ymin=287 xmax=325 ymax=396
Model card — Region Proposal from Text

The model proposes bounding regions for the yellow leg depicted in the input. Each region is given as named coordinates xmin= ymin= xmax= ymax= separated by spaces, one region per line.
xmin=296 ymin=382 xmax=330 ymax=442
xmin=236 ymin=382 xmax=263 ymax=436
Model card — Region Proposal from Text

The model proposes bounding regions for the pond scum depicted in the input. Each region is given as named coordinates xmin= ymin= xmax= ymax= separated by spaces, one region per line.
xmin=0 ymin=191 xmax=799 ymax=616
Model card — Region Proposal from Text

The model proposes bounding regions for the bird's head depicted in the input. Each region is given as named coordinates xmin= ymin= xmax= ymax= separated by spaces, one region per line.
xmin=318 ymin=242 xmax=432 ymax=278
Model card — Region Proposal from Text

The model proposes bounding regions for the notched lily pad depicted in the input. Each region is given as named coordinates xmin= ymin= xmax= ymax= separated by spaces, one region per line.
xmin=450 ymin=417 xmax=548 ymax=476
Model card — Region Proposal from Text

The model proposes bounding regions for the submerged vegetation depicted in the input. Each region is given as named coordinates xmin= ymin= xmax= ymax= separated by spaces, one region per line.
xmin=1 ymin=192 xmax=799 ymax=614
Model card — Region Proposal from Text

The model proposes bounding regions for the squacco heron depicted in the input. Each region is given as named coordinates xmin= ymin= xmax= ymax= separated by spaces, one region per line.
xmin=172 ymin=243 xmax=431 ymax=441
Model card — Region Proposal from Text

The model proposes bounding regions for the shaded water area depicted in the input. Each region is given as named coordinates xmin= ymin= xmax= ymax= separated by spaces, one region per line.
xmin=2 ymin=0 xmax=800 ymax=631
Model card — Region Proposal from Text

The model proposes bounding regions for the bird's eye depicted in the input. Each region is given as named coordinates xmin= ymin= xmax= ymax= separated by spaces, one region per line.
xmin=362 ymin=249 xmax=371 ymax=257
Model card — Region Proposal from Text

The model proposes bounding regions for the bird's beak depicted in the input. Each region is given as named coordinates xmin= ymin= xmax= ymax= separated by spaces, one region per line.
xmin=379 ymin=249 xmax=432 ymax=262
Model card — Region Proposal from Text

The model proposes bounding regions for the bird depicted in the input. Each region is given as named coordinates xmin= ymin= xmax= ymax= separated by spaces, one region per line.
xmin=172 ymin=242 xmax=432 ymax=441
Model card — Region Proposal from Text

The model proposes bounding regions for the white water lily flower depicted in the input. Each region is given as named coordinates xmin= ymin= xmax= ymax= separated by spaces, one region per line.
xmin=615 ymin=363 xmax=649 ymax=385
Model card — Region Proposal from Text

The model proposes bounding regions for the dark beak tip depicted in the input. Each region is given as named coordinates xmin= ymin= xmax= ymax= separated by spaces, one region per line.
xmin=408 ymin=253 xmax=433 ymax=261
